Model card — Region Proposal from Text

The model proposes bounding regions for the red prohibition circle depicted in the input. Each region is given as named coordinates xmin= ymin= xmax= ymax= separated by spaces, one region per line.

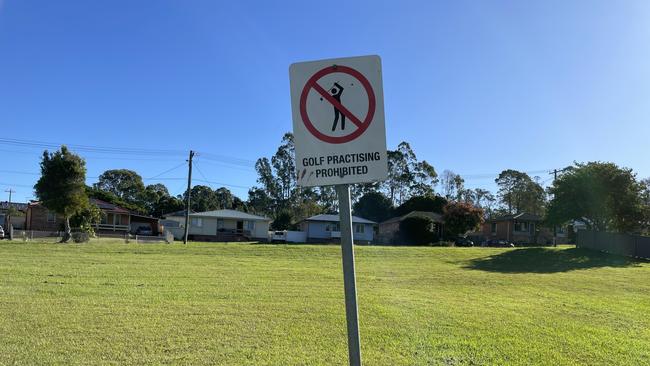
xmin=299 ymin=65 xmax=376 ymax=144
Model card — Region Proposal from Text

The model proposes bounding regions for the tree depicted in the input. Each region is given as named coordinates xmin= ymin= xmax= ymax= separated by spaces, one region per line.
xmin=70 ymin=204 xmax=104 ymax=238
xmin=317 ymin=186 xmax=338 ymax=213
xmin=394 ymin=195 xmax=447 ymax=216
xmin=182 ymin=185 xmax=217 ymax=212
xmin=546 ymin=162 xmax=646 ymax=233
xmin=352 ymin=191 xmax=394 ymax=223
xmin=34 ymin=146 xmax=89 ymax=242
xmin=141 ymin=184 xmax=184 ymax=217
xmin=473 ymin=188 xmax=496 ymax=217
xmin=252 ymin=133 xmax=298 ymax=217
xmin=398 ymin=216 xmax=436 ymax=245
xmin=410 ymin=161 xmax=438 ymax=196
xmin=384 ymin=142 xmax=419 ymax=205
xmin=495 ymin=170 xmax=546 ymax=215
xmin=214 ymin=187 xmax=235 ymax=209
xmin=86 ymin=186 xmax=145 ymax=213
xmin=641 ymin=178 xmax=650 ymax=234
xmin=94 ymin=169 xmax=146 ymax=204
xmin=440 ymin=170 xmax=463 ymax=200
xmin=271 ymin=211 xmax=293 ymax=230
xmin=443 ymin=202 xmax=484 ymax=238
xmin=247 ymin=187 xmax=274 ymax=216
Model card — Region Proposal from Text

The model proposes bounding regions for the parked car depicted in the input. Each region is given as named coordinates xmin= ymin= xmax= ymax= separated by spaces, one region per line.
xmin=455 ymin=237 xmax=474 ymax=247
xmin=271 ymin=231 xmax=286 ymax=243
xmin=135 ymin=226 xmax=153 ymax=236
xmin=0 ymin=225 xmax=4 ymax=239
xmin=485 ymin=239 xmax=515 ymax=247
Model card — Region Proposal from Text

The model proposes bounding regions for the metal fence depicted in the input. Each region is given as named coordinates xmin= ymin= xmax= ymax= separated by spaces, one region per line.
xmin=576 ymin=230 xmax=650 ymax=259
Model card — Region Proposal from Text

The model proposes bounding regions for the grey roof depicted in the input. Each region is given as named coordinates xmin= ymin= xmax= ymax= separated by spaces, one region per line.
xmin=169 ymin=209 xmax=271 ymax=221
xmin=380 ymin=211 xmax=444 ymax=225
xmin=303 ymin=214 xmax=376 ymax=224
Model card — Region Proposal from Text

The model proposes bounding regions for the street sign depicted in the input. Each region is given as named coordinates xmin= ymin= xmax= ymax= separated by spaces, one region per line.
xmin=290 ymin=55 xmax=388 ymax=187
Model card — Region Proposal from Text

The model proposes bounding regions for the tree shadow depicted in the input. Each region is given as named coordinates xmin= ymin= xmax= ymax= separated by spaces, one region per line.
xmin=465 ymin=247 xmax=645 ymax=274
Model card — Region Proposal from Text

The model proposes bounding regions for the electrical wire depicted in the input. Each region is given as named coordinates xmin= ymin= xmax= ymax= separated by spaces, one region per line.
xmin=146 ymin=162 xmax=187 ymax=180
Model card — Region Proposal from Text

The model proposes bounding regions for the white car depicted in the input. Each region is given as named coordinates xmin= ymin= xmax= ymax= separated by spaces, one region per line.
xmin=271 ymin=231 xmax=286 ymax=243
xmin=0 ymin=226 xmax=4 ymax=239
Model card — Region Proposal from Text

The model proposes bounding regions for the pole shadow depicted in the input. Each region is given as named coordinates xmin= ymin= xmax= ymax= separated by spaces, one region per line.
xmin=464 ymin=247 xmax=644 ymax=274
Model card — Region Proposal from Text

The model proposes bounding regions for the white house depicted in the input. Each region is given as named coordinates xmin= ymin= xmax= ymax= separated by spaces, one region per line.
xmin=298 ymin=214 xmax=376 ymax=244
xmin=164 ymin=209 xmax=271 ymax=242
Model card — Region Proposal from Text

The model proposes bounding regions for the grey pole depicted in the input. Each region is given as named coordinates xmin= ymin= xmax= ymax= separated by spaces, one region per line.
xmin=335 ymin=184 xmax=362 ymax=366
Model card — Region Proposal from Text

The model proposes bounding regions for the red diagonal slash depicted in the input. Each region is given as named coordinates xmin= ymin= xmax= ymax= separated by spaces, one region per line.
xmin=309 ymin=82 xmax=364 ymax=129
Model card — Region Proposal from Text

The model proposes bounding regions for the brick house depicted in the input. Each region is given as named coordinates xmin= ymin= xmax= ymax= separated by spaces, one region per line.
xmin=377 ymin=211 xmax=444 ymax=244
xmin=25 ymin=202 xmax=65 ymax=231
xmin=25 ymin=199 xmax=160 ymax=235
xmin=481 ymin=212 xmax=568 ymax=245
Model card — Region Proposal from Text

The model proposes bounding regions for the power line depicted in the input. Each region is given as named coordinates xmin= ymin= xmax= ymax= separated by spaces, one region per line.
xmin=0 ymin=138 xmax=260 ymax=169
xmin=146 ymin=162 xmax=187 ymax=180
xmin=192 ymin=160 xmax=251 ymax=190
xmin=0 ymin=137 xmax=185 ymax=156
xmin=193 ymin=161 xmax=211 ymax=186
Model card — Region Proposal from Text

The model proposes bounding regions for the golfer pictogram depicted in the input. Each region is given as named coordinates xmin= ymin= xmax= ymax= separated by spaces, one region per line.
xmin=330 ymin=82 xmax=345 ymax=131
xmin=299 ymin=65 xmax=376 ymax=144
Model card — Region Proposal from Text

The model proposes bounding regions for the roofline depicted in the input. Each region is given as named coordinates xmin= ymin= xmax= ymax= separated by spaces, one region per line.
xmin=167 ymin=211 xmax=271 ymax=221
xmin=301 ymin=218 xmax=377 ymax=224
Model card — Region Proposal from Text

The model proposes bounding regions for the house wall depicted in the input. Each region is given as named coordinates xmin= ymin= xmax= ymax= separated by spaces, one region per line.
xmin=25 ymin=205 xmax=64 ymax=231
xmin=378 ymin=222 xmax=400 ymax=236
xmin=481 ymin=220 xmax=569 ymax=245
xmin=305 ymin=221 xmax=373 ymax=242
xmin=167 ymin=216 xmax=270 ymax=239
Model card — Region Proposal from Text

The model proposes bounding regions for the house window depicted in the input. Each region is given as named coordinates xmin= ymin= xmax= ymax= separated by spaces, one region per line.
xmin=514 ymin=222 xmax=529 ymax=232
xmin=191 ymin=218 xmax=203 ymax=227
xmin=47 ymin=210 xmax=56 ymax=222
xmin=217 ymin=219 xmax=224 ymax=230
xmin=114 ymin=214 xmax=122 ymax=225
xmin=355 ymin=224 xmax=365 ymax=234
xmin=246 ymin=221 xmax=255 ymax=231
xmin=326 ymin=223 xmax=340 ymax=232
xmin=491 ymin=223 xmax=497 ymax=234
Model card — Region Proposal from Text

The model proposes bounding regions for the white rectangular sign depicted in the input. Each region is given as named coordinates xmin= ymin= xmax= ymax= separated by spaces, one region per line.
xmin=289 ymin=55 xmax=388 ymax=187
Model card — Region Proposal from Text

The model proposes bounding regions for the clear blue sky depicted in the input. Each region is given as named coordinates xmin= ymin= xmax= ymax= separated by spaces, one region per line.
xmin=1 ymin=0 xmax=649 ymax=203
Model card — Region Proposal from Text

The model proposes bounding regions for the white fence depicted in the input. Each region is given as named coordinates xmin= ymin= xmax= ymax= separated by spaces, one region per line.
xmin=268 ymin=230 xmax=307 ymax=243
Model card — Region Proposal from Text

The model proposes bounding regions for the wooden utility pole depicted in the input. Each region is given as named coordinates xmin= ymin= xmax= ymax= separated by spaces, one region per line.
xmin=183 ymin=151 xmax=195 ymax=244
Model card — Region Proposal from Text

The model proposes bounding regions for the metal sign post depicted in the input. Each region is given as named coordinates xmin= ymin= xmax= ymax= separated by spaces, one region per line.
xmin=290 ymin=55 xmax=387 ymax=366
xmin=336 ymin=184 xmax=362 ymax=366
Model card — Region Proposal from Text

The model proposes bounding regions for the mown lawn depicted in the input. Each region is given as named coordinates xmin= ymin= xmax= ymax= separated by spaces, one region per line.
xmin=0 ymin=241 xmax=649 ymax=365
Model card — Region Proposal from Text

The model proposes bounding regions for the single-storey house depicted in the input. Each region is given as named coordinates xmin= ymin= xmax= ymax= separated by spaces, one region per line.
xmin=90 ymin=198 xmax=160 ymax=235
xmin=25 ymin=199 xmax=160 ymax=235
xmin=164 ymin=209 xmax=271 ymax=242
xmin=0 ymin=201 xmax=28 ymax=230
xmin=480 ymin=212 xmax=568 ymax=245
xmin=297 ymin=214 xmax=376 ymax=244
xmin=377 ymin=211 xmax=444 ymax=244
xmin=25 ymin=202 xmax=65 ymax=232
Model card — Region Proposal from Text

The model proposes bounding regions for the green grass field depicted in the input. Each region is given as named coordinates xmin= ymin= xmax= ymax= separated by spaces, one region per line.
xmin=1 ymin=241 xmax=649 ymax=365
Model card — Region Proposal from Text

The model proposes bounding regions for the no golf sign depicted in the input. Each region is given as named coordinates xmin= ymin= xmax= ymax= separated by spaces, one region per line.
xmin=290 ymin=55 xmax=388 ymax=187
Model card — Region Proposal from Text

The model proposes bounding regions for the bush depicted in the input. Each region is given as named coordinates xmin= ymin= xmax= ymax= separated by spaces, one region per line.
xmin=72 ymin=232 xmax=90 ymax=243
xmin=443 ymin=202 xmax=484 ymax=239
xmin=431 ymin=240 xmax=455 ymax=247
xmin=398 ymin=216 xmax=436 ymax=245
xmin=271 ymin=211 xmax=293 ymax=230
